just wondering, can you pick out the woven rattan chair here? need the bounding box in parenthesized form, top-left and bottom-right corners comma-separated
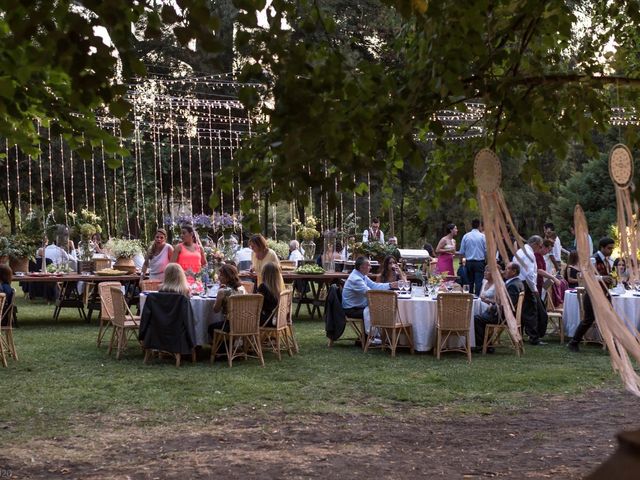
(94, 258, 112, 272)
(344, 316, 366, 349)
(241, 280, 255, 294)
(436, 292, 474, 361)
(483, 291, 525, 355)
(97, 282, 133, 347)
(108, 286, 141, 359)
(140, 279, 162, 292)
(211, 294, 265, 367)
(0, 292, 17, 367)
(364, 290, 414, 357)
(279, 260, 297, 269)
(261, 290, 294, 360)
(284, 288, 299, 354)
(545, 286, 565, 344)
(576, 287, 606, 349)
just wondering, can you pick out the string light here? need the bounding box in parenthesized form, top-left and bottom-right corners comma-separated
(47, 127, 54, 216)
(14, 145, 21, 229)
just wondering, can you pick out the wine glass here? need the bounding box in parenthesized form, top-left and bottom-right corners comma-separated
(445, 282, 453, 293)
(462, 285, 470, 294)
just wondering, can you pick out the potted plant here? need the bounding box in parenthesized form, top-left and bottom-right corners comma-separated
(266, 239, 290, 260)
(7, 233, 39, 272)
(104, 238, 143, 273)
(0, 237, 10, 264)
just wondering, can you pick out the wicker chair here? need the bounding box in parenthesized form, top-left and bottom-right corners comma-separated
(261, 290, 294, 360)
(97, 282, 134, 348)
(211, 294, 265, 367)
(279, 260, 297, 270)
(365, 290, 414, 357)
(344, 316, 367, 349)
(108, 286, 141, 359)
(0, 292, 17, 367)
(483, 291, 525, 355)
(241, 280, 255, 294)
(545, 286, 565, 344)
(140, 279, 162, 292)
(576, 287, 606, 349)
(436, 292, 474, 361)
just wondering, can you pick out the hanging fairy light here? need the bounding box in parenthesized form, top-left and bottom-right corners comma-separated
(27, 151, 33, 217)
(151, 106, 160, 226)
(37, 122, 46, 225)
(217, 132, 224, 212)
(5, 140, 10, 220)
(367, 172, 372, 227)
(118, 128, 131, 238)
(69, 146, 75, 214)
(59, 134, 69, 223)
(47, 127, 54, 216)
(132, 103, 142, 234)
(81, 134, 89, 208)
(187, 124, 194, 213)
(101, 141, 112, 237)
(14, 145, 22, 229)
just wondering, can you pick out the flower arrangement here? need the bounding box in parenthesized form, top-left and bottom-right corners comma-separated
(292, 215, 320, 241)
(69, 209, 102, 241)
(0, 234, 40, 260)
(352, 241, 400, 262)
(212, 212, 240, 232)
(104, 238, 144, 258)
(427, 272, 446, 287)
(267, 239, 290, 260)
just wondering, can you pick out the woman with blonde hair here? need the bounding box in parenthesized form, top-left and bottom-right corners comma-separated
(159, 263, 190, 297)
(141, 228, 174, 281)
(257, 262, 285, 327)
(249, 234, 280, 285)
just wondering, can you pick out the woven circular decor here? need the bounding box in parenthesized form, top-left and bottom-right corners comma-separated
(474, 148, 502, 193)
(609, 144, 634, 188)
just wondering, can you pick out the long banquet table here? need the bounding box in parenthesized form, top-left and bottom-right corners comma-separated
(16, 273, 142, 322)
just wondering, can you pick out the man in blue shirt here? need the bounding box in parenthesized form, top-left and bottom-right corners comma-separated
(342, 256, 398, 334)
(459, 219, 486, 295)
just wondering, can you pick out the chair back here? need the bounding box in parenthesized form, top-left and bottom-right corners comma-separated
(94, 258, 112, 272)
(140, 279, 162, 292)
(275, 290, 293, 329)
(367, 290, 399, 327)
(514, 291, 525, 329)
(98, 282, 122, 321)
(241, 280, 255, 294)
(279, 260, 296, 269)
(544, 286, 557, 310)
(0, 288, 15, 328)
(0, 293, 6, 326)
(437, 292, 474, 330)
(227, 294, 263, 335)
(110, 287, 129, 328)
(576, 287, 586, 321)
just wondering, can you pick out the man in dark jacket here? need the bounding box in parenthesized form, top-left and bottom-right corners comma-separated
(473, 262, 524, 353)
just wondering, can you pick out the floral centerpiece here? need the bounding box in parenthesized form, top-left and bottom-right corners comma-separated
(352, 241, 400, 263)
(293, 215, 321, 260)
(69, 209, 102, 241)
(104, 238, 144, 274)
(267, 239, 290, 260)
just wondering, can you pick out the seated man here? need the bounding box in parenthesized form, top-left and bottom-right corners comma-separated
(473, 262, 524, 353)
(342, 256, 398, 335)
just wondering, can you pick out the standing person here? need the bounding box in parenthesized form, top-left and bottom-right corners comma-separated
(543, 222, 562, 272)
(170, 225, 206, 275)
(567, 278, 613, 352)
(141, 228, 174, 281)
(567, 225, 593, 256)
(249, 234, 280, 286)
(593, 237, 615, 277)
(362, 218, 384, 243)
(459, 219, 486, 295)
(435, 223, 458, 276)
(513, 235, 548, 345)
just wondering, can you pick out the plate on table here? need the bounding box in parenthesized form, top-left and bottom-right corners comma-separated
(14, 272, 25, 277)
(610, 292, 621, 297)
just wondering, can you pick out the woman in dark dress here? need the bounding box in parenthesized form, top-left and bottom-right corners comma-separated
(257, 262, 283, 327)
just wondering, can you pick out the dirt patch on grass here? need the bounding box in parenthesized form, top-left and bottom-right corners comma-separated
(1, 389, 638, 479)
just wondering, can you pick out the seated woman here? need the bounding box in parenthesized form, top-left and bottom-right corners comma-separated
(159, 263, 190, 297)
(377, 255, 406, 284)
(249, 234, 280, 285)
(564, 250, 580, 287)
(257, 263, 284, 327)
(479, 266, 496, 306)
(141, 228, 174, 281)
(0, 264, 14, 326)
(171, 225, 206, 276)
(208, 264, 246, 335)
(613, 257, 630, 288)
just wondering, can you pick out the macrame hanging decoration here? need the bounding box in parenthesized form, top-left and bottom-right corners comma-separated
(474, 148, 525, 355)
(574, 204, 640, 397)
(609, 144, 639, 283)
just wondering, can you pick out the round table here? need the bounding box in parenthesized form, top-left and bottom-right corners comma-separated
(563, 290, 640, 337)
(140, 294, 222, 346)
(364, 292, 487, 352)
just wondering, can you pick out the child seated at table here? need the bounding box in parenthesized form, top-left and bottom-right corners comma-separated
(257, 263, 284, 327)
(208, 264, 246, 335)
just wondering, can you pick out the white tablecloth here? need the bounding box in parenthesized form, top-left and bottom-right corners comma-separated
(140, 294, 223, 346)
(563, 290, 640, 337)
(392, 294, 486, 352)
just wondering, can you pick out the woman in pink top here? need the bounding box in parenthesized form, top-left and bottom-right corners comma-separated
(171, 225, 206, 275)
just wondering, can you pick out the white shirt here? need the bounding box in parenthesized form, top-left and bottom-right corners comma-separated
(362, 228, 384, 243)
(234, 247, 253, 264)
(513, 244, 537, 292)
(44, 244, 69, 264)
(289, 249, 304, 265)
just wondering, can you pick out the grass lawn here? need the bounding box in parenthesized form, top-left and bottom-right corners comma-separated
(2, 285, 618, 442)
